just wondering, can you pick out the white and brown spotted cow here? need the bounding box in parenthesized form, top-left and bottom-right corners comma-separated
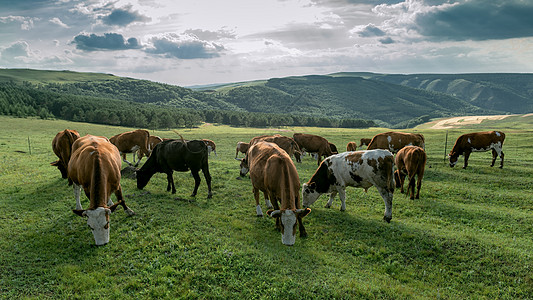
(68, 135, 135, 245)
(109, 129, 150, 167)
(51, 129, 80, 184)
(302, 149, 395, 222)
(367, 132, 425, 154)
(293, 133, 333, 165)
(449, 131, 505, 169)
(202, 139, 217, 156)
(239, 141, 311, 245)
(394, 146, 426, 200)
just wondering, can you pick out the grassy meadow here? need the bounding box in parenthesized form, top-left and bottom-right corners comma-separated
(1, 115, 532, 299)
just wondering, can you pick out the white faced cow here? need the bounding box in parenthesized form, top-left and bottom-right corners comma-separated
(367, 132, 425, 154)
(239, 141, 311, 245)
(449, 131, 505, 169)
(68, 135, 135, 245)
(302, 149, 395, 222)
(109, 129, 150, 167)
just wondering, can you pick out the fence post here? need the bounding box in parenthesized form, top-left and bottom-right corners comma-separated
(28, 136, 31, 155)
(443, 130, 448, 164)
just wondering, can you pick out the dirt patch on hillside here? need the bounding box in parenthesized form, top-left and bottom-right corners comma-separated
(430, 115, 513, 129)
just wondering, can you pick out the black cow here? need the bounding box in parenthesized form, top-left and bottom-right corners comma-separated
(136, 139, 213, 198)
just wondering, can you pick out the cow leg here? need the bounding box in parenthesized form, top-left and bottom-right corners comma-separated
(254, 188, 263, 217)
(415, 173, 422, 199)
(166, 172, 176, 194)
(337, 188, 347, 211)
(73, 184, 83, 210)
(297, 216, 307, 238)
(202, 165, 213, 199)
(110, 187, 135, 216)
(107, 198, 114, 207)
(499, 151, 504, 168)
(121, 153, 134, 167)
(264, 193, 273, 209)
(325, 191, 337, 208)
(490, 149, 497, 167)
(377, 187, 393, 223)
(190, 170, 201, 197)
(408, 175, 416, 200)
(463, 151, 471, 169)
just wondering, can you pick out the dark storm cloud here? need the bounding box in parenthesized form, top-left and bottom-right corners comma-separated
(101, 5, 151, 27)
(72, 33, 141, 51)
(145, 34, 224, 59)
(415, 0, 533, 41)
(356, 24, 386, 37)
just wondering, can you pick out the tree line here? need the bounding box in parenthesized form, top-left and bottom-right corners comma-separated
(0, 82, 376, 129)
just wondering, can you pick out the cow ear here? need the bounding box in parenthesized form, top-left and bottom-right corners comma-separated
(72, 209, 86, 217)
(267, 210, 281, 218)
(296, 208, 311, 218)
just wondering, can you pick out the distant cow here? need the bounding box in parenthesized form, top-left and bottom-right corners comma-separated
(136, 139, 213, 198)
(240, 141, 311, 245)
(359, 138, 372, 148)
(202, 139, 217, 156)
(329, 142, 338, 154)
(109, 129, 150, 167)
(293, 133, 333, 165)
(346, 141, 358, 152)
(51, 129, 80, 184)
(394, 146, 427, 200)
(137, 135, 163, 161)
(250, 134, 302, 163)
(449, 131, 505, 169)
(235, 142, 250, 158)
(68, 135, 135, 245)
(302, 149, 395, 222)
(367, 131, 425, 154)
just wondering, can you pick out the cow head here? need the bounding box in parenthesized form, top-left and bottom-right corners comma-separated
(135, 169, 151, 190)
(294, 150, 302, 163)
(73, 207, 111, 246)
(267, 208, 311, 246)
(238, 157, 249, 177)
(301, 182, 321, 208)
(448, 152, 459, 168)
(50, 160, 68, 179)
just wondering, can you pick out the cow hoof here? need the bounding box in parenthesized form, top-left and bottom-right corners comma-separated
(190, 193, 197, 197)
(383, 216, 392, 223)
(256, 214, 263, 217)
(207, 194, 213, 199)
(324, 204, 331, 209)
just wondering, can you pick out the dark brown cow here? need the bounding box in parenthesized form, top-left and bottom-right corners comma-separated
(109, 129, 150, 167)
(367, 131, 425, 154)
(239, 141, 311, 245)
(51, 129, 80, 184)
(68, 135, 135, 245)
(235, 142, 250, 158)
(346, 141, 358, 152)
(394, 146, 427, 200)
(202, 139, 217, 156)
(250, 134, 302, 163)
(359, 138, 372, 148)
(293, 133, 333, 165)
(329, 142, 338, 154)
(302, 149, 395, 222)
(449, 131, 505, 169)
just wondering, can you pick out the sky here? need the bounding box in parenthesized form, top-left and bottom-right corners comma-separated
(1, 0, 533, 86)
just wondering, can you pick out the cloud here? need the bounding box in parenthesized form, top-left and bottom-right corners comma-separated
(72, 33, 142, 51)
(413, 0, 533, 41)
(183, 28, 236, 41)
(0, 16, 36, 30)
(101, 5, 151, 27)
(49, 17, 69, 28)
(145, 33, 224, 59)
(0, 41, 31, 61)
(379, 37, 395, 44)
(353, 24, 386, 37)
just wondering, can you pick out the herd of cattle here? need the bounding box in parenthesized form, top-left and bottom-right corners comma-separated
(51, 128, 506, 246)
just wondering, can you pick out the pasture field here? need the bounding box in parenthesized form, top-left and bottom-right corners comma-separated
(1, 115, 532, 299)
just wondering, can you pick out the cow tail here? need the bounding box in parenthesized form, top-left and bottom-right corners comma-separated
(90, 151, 103, 209)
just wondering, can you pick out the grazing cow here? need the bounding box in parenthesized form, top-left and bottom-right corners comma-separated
(202, 139, 217, 156)
(293, 133, 334, 165)
(367, 131, 425, 154)
(51, 129, 80, 184)
(235, 142, 250, 158)
(137, 135, 163, 161)
(136, 139, 213, 198)
(346, 141, 358, 152)
(109, 129, 150, 167)
(449, 131, 505, 169)
(239, 141, 310, 245)
(329, 142, 338, 154)
(394, 146, 427, 200)
(302, 149, 395, 222)
(359, 138, 372, 148)
(68, 135, 135, 245)
(249, 134, 302, 163)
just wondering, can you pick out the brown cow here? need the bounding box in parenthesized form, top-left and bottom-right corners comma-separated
(359, 138, 372, 148)
(51, 129, 80, 184)
(250, 134, 302, 163)
(68, 135, 135, 245)
(346, 141, 358, 152)
(109, 129, 150, 167)
(394, 146, 427, 200)
(235, 142, 250, 158)
(293, 133, 333, 165)
(239, 141, 311, 245)
(449, 131, 505, 169)
(367, 131, 425, 154)
(137, 135, 163, 161)
(202, 139, 217, 156)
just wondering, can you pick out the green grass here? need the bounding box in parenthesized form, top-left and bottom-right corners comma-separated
(0, 68, 119, 85)
(1, 115, 532, 299)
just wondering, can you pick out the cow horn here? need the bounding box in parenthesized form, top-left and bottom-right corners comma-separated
(267, 209, 281, 217)
(72, 209, 87, 217)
